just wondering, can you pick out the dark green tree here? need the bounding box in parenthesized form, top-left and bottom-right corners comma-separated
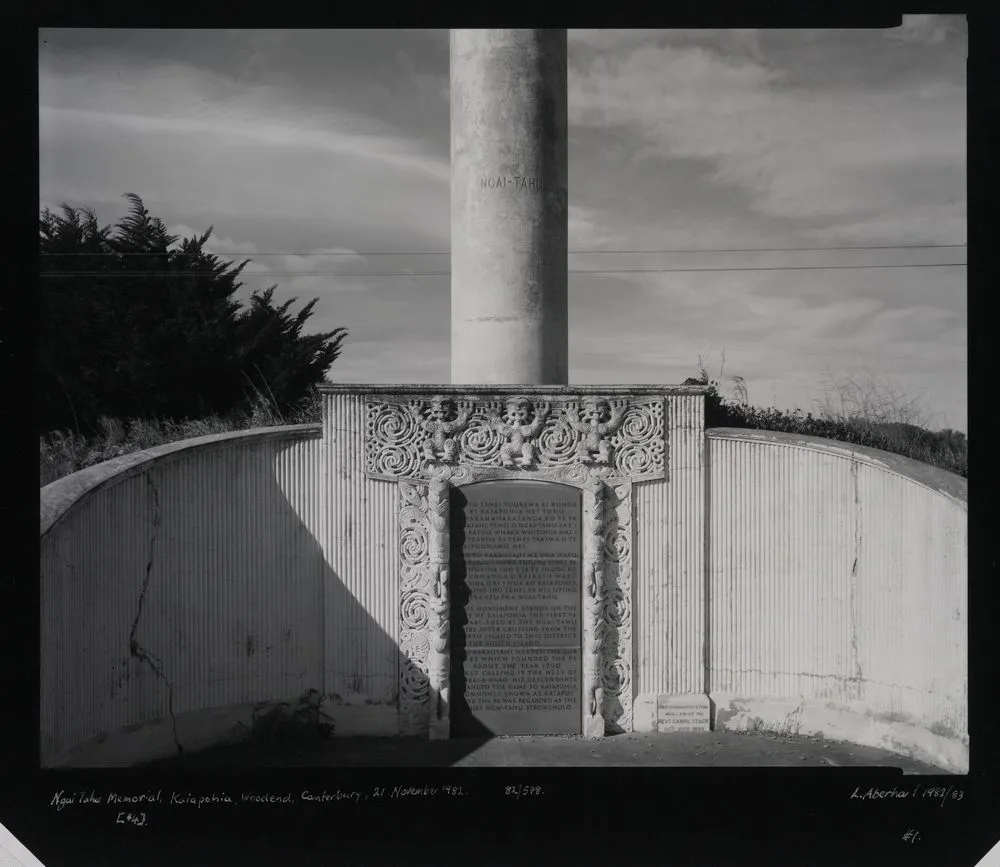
(39, 193, 347, 434)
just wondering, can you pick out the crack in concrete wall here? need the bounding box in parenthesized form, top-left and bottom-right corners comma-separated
(713, 667, 925, 692)
(850, 460, 864, 690)
(126, 472, 183, 755)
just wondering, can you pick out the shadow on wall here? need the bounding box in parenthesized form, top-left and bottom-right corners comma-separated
(448, 487, 492, 738)
(38, 428, 485, 768)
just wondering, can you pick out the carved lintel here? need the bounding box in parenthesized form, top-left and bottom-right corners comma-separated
(366, 395, 665, 483)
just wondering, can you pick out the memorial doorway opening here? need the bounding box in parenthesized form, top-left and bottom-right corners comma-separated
(449, 480, 582, 736)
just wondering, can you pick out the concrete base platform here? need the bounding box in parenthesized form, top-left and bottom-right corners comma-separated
(147, 731, 950, 773)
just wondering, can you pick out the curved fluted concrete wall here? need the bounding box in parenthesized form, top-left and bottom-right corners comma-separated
(39, 420, 968, 771)
(705, 428, 968, 772)
(39, 425, 326, 767)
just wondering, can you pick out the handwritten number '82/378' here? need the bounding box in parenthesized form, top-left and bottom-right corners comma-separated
(505, 786, 543, 798)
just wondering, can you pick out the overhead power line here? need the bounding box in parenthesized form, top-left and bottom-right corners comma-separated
(40, 262, 967, 277)
(40, 243, 968, 258)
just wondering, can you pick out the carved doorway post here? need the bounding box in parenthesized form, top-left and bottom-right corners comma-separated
(426, 478, 451, 739)
(379, 392, 654, 737)
(398, 479, 452, 738)
(582, 476, 606, 737)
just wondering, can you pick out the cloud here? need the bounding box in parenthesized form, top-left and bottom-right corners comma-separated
(39, 49, 450, 239)
(280, 273, 369, 295)
(38, 46, 450, 182)
(41, 104, 449, 183)
(567, 204, 624, 250)
(800, 203, 967, 246)
(326, 338, 449, 383)
(282, 247, 366, 273)
(884, 14, 966, 45)
(567, 27, 965, 234)
(167, 223, 259, 255)
(38, 28, 966, 431)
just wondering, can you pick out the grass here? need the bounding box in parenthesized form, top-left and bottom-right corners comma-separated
(39, 386, 323, 487)
(231, 689, 336, 750)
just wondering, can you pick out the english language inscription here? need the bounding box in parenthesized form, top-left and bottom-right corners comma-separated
(656, 698, 711, 733)
(464, 648, 580, 714)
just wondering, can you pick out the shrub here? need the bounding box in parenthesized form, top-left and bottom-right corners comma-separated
(232, 689, 335, 749)
(685, 364, 967, 478)
(39, 194, 346, 437)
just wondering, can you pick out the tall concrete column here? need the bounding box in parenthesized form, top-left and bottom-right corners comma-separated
(450, 29, 568, 385)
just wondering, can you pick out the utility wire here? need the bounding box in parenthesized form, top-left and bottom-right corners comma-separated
(40, 243, 968, 257)
(40, 262, 967, 278)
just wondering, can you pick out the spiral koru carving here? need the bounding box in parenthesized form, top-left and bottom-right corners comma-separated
(537, 416, 579, 466)
(613, 443, 659, 476)
(602, 586, 631, 629)
(615, 403, 661, 443)
(368, 401, 420, 445)
(400, 657, 430, 701)
(601, 655, 631, 697)
(367, 403, 423, 477)
(609, 402, 665, 477)
(604, 527, 631, 564)
(399, 525, 429, 566)
(374, 444, 421, 478)
(401, 589, 430, 630)
(458, 412, 504, 465)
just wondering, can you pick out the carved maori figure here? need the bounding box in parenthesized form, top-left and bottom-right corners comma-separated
(566, 399, 628, 464)
(408, 398, 473, 463)
(491, 398, 551, 468)
(425, 477, 449, 561)
(584, 565, 605, 720)
(427, 575, 450, 718)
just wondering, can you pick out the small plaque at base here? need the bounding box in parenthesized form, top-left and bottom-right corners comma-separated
(656, 694, 711, 732)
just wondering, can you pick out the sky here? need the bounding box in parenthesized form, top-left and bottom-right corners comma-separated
(38, 21, 968, 432)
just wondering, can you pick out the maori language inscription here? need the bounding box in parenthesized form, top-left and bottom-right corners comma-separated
(464, 561, 579, 646)
(452, 481, 582, 736)
(479, 175, 562, 192)
(462, 499, 579, 558)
